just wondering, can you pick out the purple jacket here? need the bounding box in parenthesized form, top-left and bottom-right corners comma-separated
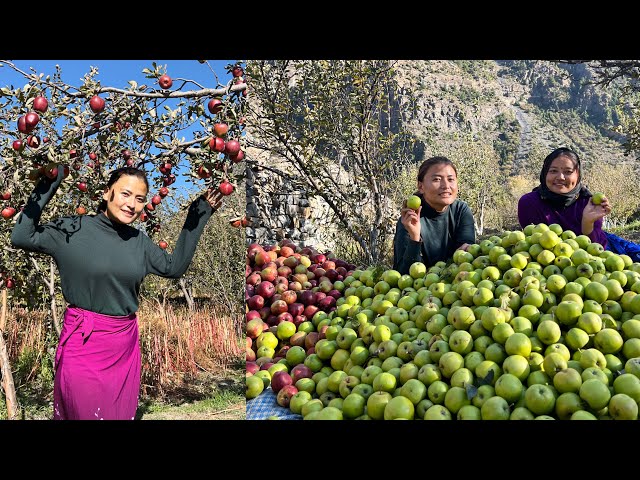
(518, 191, 607, 248)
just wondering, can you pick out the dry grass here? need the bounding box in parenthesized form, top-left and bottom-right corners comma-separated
(0, 300, 244, 419)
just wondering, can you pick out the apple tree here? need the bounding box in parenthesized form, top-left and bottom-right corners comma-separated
(246, 60, 418, 266)
(0, 60, 247, 331)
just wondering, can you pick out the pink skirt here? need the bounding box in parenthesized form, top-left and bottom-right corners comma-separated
(53, 306, 141, 420)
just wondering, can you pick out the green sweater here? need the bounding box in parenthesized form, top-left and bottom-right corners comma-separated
(11, 169, 213, 316)
(393, 198, 476, 274)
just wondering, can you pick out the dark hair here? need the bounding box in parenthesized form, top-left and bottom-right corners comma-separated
(97, 167, 149, 212)
(417, 156, 458, 182)
(540, 147, 581, 184)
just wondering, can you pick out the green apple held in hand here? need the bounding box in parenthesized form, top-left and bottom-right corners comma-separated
(406, 195, 421, 211)
(591, 192, 605, 205)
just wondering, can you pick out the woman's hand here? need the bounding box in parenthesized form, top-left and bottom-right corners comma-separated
(203, 187, 224, 212)
(582, 196, 612, 234)
(400, 200, 422, 242)
(457, 243, 470, 252)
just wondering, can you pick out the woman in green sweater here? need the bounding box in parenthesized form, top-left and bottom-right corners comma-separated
(393, 156, 476, 275)
(11, 166, 223, 420)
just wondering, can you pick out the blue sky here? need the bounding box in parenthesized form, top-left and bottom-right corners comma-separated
(1, 59, 240, 197)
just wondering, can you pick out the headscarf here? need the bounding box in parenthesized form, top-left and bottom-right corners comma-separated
(533, 147, 591, 209)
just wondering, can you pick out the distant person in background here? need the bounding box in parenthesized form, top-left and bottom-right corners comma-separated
(393, 156, 476, 275)
(517, 147, 640, 260)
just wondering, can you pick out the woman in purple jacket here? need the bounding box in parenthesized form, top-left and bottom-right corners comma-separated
(518, 147, 612, 246)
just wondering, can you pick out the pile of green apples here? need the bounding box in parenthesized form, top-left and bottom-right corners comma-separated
(246, 223, 640, 420)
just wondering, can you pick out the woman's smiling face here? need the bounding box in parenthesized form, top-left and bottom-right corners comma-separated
(545, 155, 579, 194)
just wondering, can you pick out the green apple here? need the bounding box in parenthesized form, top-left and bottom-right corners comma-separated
(288, 390, 313, 414)
(494, 373, 524, 403)
(383, 395, 415, 419)
(480, 395, 510, 420)
(510, 407, 535, 420)
(341, 392, 366, 419)
(579, 378, 611, 410)
(423, 404, 453, 420)
(552, 368, 582, 394)
(246, 375, 265, 399)
(400, 378, 428, 405)
(594, 328, 623, 354)
(502, 354, 531, 381)
(570, 410, 597, 420)
(372, 371, 397, 393)
(608, 393, 638, 420)
(399, 362, 420, 384)
(613, 373, 640, 402)
(457, 404, 482, 420)
(554, 391, 584, 420)
(427, 380, 449, 404)
(525, 384, 556, 415)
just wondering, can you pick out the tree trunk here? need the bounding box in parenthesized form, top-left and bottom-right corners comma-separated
(179, 278, 194, 310)
(0, 289, 20, 419)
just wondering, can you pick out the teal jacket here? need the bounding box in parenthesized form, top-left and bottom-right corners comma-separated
(393, 197, 476, 274)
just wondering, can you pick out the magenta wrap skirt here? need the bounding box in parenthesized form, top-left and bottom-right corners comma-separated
(53, 306, 141, 420)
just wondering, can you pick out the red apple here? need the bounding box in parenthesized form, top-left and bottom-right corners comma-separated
(159, 241, 168, 250)
(1, 192, 11, 201)
(89, 95, 105, 113)
(159, 187, 169, 197)
(209, 137, 225, 152)
(24, 112, 40, 130)
(276, 385, 298, 408)
(12, 139, 24, 151)
(213, 123, 228, 137)
(26, 135, 40, 148)
(17, 116, 30, 133)
(246, 318, 266, 339)
(219, 181, 234, 196)
(1, 207, 16, 219)
(291, 364, 313, 384)
(76, 206, 87, 215)
(77, 182, 88, 192)
(5, 278, 15, 289)
(247, 295, 265, 311)
(158, 74, 173, 89)
(246, 361, 260, 376)
(271, 371, 293, 394)
(33, 96, 49, 113)
(207, 98, 223, 114)
(255, 281, 275, 299)
(224, 139, 241, 156)
(151, 195, 162, 206)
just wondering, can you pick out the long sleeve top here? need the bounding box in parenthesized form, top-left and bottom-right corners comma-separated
(517, 190, 607, 248)
(393, 198, 476, 275)
(11, 168, 213, 316)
